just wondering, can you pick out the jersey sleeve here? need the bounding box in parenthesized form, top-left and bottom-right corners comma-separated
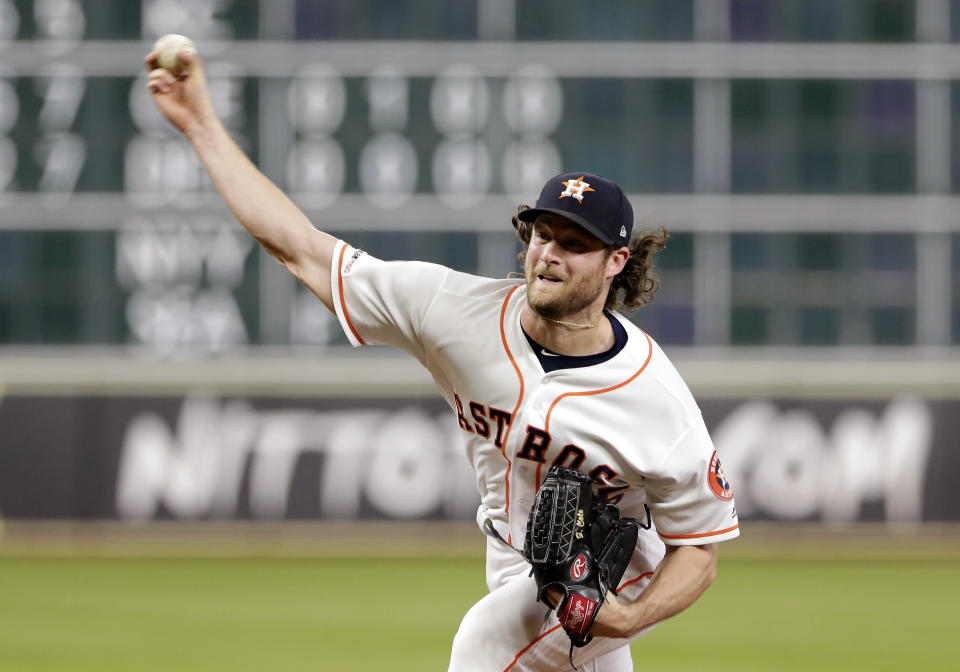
(644, 418, 740, 546)
(330, 240, 450, 362)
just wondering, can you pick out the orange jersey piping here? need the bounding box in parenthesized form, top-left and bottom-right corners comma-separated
(336, 244, 365, 346)
(543, 330, 654, 433)
(502, 624, 563, 672)
(498, 285, 525, 542)
(659, 524, 740, 540)
(618, 570, 655, 591)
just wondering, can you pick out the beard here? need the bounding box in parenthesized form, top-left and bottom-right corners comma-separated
(525, 263, 607, 321)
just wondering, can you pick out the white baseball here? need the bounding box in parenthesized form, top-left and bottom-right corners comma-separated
(153, 34, 196, 77)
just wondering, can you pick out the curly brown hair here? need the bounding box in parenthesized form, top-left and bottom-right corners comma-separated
(512, 206, 669, 312)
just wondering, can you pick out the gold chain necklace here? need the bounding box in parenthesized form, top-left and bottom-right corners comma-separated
(522, 285, 603, 329)
(539, 314, 601, 329)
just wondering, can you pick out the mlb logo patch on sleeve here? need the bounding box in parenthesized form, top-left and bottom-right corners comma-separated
(342, 249, 365, 275)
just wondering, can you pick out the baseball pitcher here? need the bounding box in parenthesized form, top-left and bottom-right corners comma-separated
(146, 41, 739, 672)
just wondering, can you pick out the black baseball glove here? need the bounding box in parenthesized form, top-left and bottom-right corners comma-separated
(522, 465, 639, 649)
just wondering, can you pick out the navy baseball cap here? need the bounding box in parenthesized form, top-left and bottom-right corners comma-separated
(516, 172, 633, 246)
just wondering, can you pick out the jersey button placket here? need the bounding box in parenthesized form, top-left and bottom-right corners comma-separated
(512, 381, 546, 522)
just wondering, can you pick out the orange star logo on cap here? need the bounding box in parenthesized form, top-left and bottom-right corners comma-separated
(559, 177, 595, 202)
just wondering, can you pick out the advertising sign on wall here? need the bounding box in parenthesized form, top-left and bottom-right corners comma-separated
(0, 394, 954, 523)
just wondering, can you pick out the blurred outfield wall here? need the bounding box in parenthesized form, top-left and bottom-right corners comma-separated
(0, 354, 957, 524)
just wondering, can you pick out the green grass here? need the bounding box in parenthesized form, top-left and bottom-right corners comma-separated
(0, 555, 956, 671)
(0, 557, 485, 671)
(639, 557, 959, 671)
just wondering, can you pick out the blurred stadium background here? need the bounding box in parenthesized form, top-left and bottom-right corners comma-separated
(0, 0, 959, 670)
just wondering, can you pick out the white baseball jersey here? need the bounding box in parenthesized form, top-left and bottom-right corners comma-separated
(330, 240, 740, 592)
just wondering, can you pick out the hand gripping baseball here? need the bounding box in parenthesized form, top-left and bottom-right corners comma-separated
(144, 35, 216, 136)
(523, 466, 640, 662)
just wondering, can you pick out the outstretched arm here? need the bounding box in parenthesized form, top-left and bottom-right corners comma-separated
(145, 42, 338, 311)
(590, 542, 718, 639)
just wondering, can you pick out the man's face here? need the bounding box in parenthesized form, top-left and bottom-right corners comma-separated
(523, 215, 612, 320)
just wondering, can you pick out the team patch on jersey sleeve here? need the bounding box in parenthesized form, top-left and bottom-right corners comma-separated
(708, 450, 733, 501)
